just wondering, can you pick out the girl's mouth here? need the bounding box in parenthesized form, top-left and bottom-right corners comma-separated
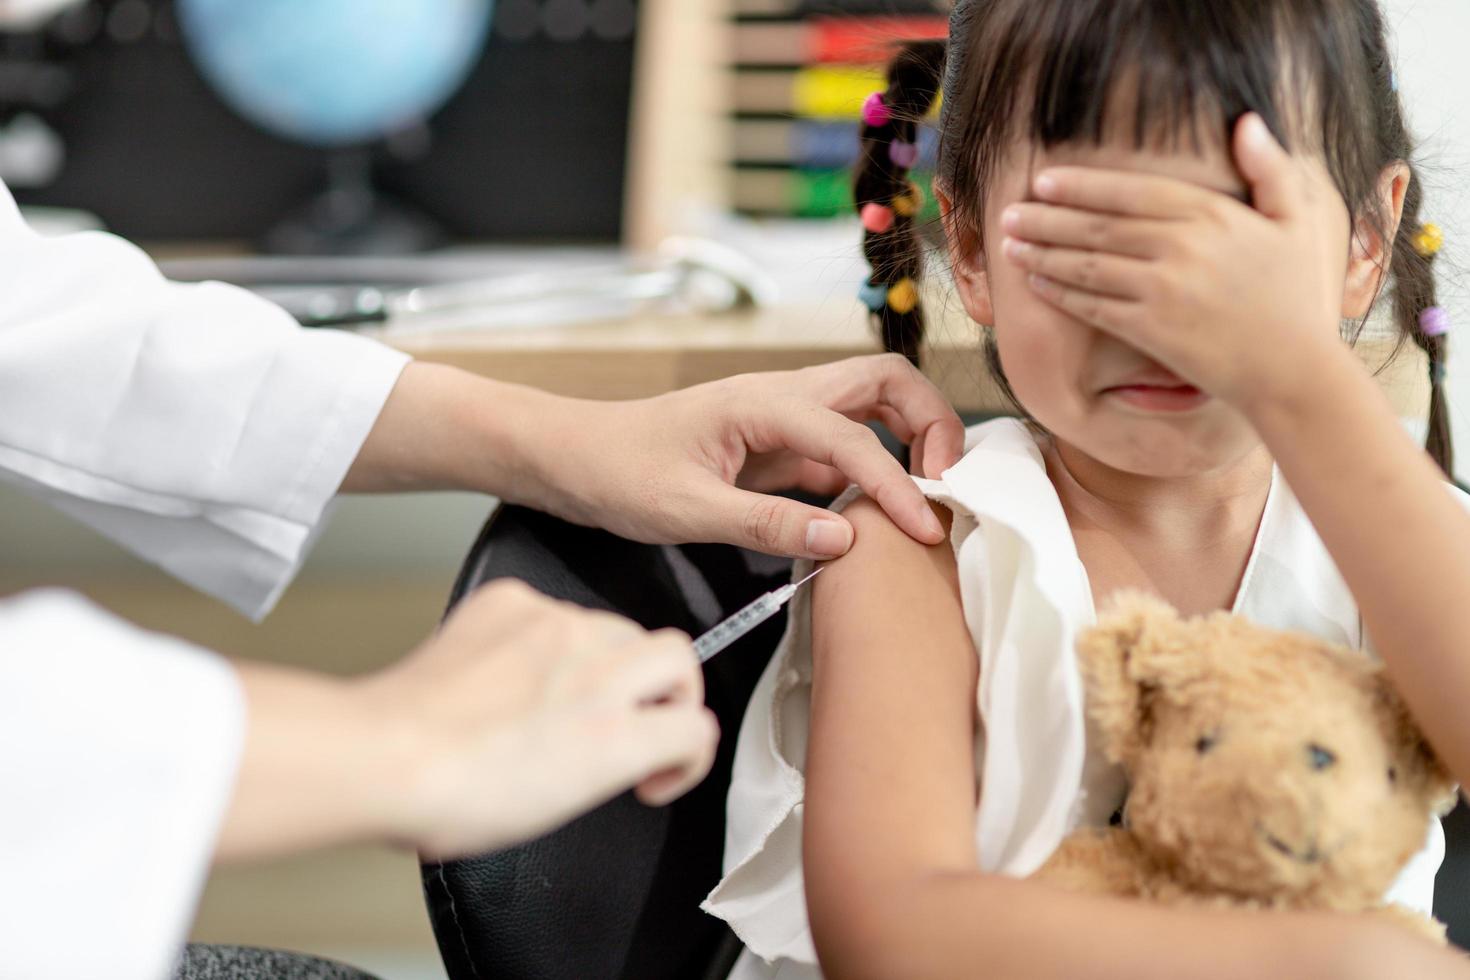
(1102, 384, 1210, 413)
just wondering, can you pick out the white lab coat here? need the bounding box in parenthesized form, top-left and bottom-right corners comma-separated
(706, 418, 1454, 980)
(0, 178, 410, 979)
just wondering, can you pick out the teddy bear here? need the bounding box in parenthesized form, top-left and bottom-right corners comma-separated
(1033, 592, 1457, 943)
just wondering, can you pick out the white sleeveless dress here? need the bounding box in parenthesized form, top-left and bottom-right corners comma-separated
(702, 418, 1450, 980)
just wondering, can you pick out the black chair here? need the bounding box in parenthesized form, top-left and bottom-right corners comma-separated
(421, 504, 794, 979)
(1437, 801, 1470, 949)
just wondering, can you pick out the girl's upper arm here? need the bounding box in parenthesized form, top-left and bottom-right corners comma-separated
(802, 494, 981, 969)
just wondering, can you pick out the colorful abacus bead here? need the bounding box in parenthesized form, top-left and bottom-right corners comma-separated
(860, 203, 896, 233)
(861, 91, 892, 127)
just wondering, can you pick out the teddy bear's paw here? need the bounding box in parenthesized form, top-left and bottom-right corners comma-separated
(1034, 829, 1147, 896)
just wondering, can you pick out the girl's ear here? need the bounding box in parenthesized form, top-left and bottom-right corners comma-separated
(936, 185, 995, 326)
(1342, 162, 1411, 319)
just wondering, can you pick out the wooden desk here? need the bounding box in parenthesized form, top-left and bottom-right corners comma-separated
(373, 298, 1431, 422)
(371, 296, 1004, 413)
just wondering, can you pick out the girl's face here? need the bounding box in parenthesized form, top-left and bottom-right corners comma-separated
(948, 132, 1350, 478)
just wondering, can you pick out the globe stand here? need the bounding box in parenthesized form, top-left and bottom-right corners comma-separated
(261, 149, 444, 255)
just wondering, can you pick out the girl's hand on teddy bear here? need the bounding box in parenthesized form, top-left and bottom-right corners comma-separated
(1001, 113, 1353, 415)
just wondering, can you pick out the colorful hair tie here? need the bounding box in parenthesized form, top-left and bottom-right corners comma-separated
(1413, 222, 1444, 258)
(861, 91, 892, 128)
(887, 277, 919, 314)
(858, 279, 888, 312)
(860, 202, 896, 233)
(1420, 305, 1451, 338)
(888, 140, 920, 168)
(892, 181, 925, 218)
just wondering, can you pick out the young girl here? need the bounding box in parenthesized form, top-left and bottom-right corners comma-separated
(703, 1, 1470, 977)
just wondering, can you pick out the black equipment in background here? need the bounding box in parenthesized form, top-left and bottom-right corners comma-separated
(0, 0, 639, 245)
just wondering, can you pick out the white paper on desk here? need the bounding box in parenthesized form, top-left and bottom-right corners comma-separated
(382, 293, 654, 334)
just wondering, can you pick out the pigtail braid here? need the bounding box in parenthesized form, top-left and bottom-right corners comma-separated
(855, 40, 947, 366)
(1359, 0, 1454, 477)
(1391, 171, 1452, 476)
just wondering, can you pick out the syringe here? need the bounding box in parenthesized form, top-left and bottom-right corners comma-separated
(693, 566, 825, 663)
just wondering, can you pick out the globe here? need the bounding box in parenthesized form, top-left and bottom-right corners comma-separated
(177, 0, 495, 148)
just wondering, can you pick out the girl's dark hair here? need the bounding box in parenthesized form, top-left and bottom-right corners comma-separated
(854, 0, 1451, 474)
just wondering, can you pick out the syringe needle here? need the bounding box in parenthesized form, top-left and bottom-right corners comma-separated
(792, 565, 825, 589)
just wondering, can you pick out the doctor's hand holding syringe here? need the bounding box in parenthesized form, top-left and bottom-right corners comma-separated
(221, 580, 719, 862)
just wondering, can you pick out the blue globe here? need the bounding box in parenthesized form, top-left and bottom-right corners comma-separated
(178, 0, 494, 148)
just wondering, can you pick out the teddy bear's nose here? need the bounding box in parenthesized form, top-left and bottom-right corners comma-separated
(1307, 744, 1336, 771)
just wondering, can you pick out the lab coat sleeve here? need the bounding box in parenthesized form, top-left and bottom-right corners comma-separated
(0, 180, 411, 621)
(0, 589, 246, 980)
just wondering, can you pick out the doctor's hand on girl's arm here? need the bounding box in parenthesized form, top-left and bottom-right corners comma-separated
(216, 579, 717, 863)
(343, 354, 964, 561)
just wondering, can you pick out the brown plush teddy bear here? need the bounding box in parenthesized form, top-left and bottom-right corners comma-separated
(1034, 592, 1457, 942)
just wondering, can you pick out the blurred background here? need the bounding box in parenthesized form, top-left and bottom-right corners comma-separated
(0, 0, 1466, 977)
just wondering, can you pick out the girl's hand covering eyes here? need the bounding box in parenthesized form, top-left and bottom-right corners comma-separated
(1001, 112, 1353, 412)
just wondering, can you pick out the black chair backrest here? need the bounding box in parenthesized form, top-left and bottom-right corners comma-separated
(421, 504, 791, 980)
(1437, 800, 1470, 949)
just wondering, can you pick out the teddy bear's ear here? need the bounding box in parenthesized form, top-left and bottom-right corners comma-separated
(1077, 591, 1190, 767)
(1368, 670, 1459, 817)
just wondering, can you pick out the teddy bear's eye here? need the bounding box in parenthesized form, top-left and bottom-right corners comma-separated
(1307, 744, 1336, 771)
(1195, 734, 1216, 755)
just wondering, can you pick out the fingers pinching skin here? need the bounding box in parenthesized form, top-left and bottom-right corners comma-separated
(919, 417, 964, 480)
(795, 355, 964, 482)
(873, 403, 917, 444)
(546, 356, 960, 556)
(750, 401, 944, 548)
(860, 355, 966, 478)
(707, 476, 856, 559)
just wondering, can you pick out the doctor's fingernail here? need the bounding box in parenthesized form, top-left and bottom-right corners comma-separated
(806, 519, 852, 558)
(1034, 173, 1058, 197)
(1002, 207, 1021, 231)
